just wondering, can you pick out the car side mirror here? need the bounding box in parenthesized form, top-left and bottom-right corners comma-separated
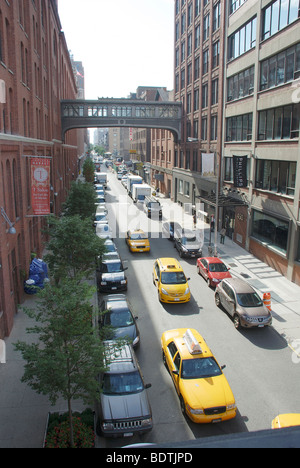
(172, 370, 179, 376)
(221, 365, 226, 370)
(145, 383, 152, 389)
(186, 277, 190, 281)
(123, 267, 128, 271)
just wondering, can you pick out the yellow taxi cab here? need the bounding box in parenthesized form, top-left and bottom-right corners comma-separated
(272, 414, 300, 429)
(161, 328, 237, 423)
(125, 229, 150, 253)
(153, 258, 190, 303)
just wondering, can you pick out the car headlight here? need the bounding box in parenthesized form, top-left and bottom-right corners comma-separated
(161, 288, 169, 295)
(184, 287, 190, 295)
(141, 417, 152, 427)
(226, 403, 236, 410)
(212, 278, 219, 282)
(101, 281, 107, 285)
(102, 422, 114, 431)
(120, 279, 127, 284)
(186, 404, 204, 415)
(132, 336, 140, 346)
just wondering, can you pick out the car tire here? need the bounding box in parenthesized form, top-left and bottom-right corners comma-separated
(180, 396, 186, 416)
(215, 292, 221, 307)
(233, 314, 241, 330)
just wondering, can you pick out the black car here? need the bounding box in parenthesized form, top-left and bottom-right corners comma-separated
(99, 294, 140, 348)
(97, 258, 128, 293)
(174, 228, 203, 258)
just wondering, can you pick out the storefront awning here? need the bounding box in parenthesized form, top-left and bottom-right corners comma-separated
(196, 193, 248, 208)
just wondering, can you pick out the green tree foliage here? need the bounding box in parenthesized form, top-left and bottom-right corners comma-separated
(14, 278, 106, 448)
(82, 157, 95, 183)
(44, 215, 105, 282)
(63, 180, 97, 220)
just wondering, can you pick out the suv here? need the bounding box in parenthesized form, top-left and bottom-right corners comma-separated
(144, 196, 162, 219)
(215, 277, 272, 329)
(99, 294, 140, 348)
(96, 257, 128, 293)
(153, 257, 190, 303)
(96, 341, 152, 437)
(174, 228, 202, 258)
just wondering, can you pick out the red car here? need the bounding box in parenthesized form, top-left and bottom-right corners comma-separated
(197, 257, 232, 287)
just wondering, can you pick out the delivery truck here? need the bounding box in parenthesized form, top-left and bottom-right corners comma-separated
(95, 172, 107, 188)
(127, 175, 143, 196)
(132, 184, 152, 203)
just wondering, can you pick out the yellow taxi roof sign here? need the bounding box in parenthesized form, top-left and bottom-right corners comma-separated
(183, 329, 203, 355)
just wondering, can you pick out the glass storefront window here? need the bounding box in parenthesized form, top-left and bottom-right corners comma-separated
(252, 210, 289, 254)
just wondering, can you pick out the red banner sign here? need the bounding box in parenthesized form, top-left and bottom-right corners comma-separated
(31, 158, 51, 215)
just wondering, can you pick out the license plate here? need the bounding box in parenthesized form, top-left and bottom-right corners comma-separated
(139, 249, 144, 252)
(212, 418, 222, 423)
(111, 287, 117, 290)
(174, 298, 180, 301)
(258, 324, 264, 328)
(124, 432, 133, 437)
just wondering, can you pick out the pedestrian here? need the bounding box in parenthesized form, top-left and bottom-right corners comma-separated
(210, 216, 215, 232)
(220, 227, 226, 244)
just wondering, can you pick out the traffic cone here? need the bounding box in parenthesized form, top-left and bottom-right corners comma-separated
(263, 292, 272, 311)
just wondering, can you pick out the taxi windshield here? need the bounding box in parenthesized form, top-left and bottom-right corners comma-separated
(161, 271, 187, 284)
(130, 232, 148, 240)
(181, 357, 222, 379)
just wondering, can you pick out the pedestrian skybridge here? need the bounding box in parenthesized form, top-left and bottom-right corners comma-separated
(61, 99, 182, 142)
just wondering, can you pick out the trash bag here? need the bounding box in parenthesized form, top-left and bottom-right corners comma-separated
(24, 258, 49, 294)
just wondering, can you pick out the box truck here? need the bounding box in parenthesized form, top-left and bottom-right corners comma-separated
(132, 184, 152, 203)
(95, 172, 107, 187)
(127, 175, 143, 195)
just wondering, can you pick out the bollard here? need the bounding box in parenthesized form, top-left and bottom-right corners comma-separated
(263, 292, 272, 311)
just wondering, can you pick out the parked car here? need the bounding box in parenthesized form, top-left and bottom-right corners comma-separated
(95, 341, 152, 437)
(96, 257, 128, 293)
(99, 294, 140, 348)
(93, 210, 108, 227)
(174, 228, 202, 258)
(103, 239, 117, 253)
(161, 328, 236, 423)
(215, 277, 272, 329)
(162, 221, 181, 241)
(96, 224, 113, 240)
(197, 257, 232, 287)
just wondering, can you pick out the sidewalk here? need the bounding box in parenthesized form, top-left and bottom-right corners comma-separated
(1, 191, 300, 448)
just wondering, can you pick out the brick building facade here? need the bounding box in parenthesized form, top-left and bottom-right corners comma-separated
(0, 0, 83, 338)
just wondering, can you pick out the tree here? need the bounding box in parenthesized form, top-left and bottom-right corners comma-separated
(82, 157, 95, 183)
(44, 215, 105, 282)
(14, 277, 107, 448)
(63, 180, 97, 220)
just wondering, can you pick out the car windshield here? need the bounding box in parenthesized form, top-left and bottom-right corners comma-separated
(181, 357, 222, 379)
(209, 263, 228, 272)
(105, 243, 116, 252)
(95, 214, 106, 221)
(101, 262, 122, 273)
(103, 309, 134, 328)
(236, 292, 263, 307)
(161, 271, 187, 284)
(182, 236, 197, 245)
(102, 371, 144, 395)
(130, 232, 148, 240)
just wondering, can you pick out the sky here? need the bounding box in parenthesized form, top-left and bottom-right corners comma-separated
(58, 0, 175, 99)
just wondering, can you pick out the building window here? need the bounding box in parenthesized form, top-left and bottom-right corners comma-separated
(203, 14, 210, 41)
(187, 63, 192, 85)
(181, 68, 185, 89)
(229, 0, 247, 15)
(226, 113, 253, 141)
(260, 43, 300, 90)
(194, 56, 200, 80)
(187, 33, 192, 57)
(202, 84, 208, 108)
(203, 48, 209, 74)
(181, 40, 186, 63)
(211, 78, 219, 105)
(262, 0, 300, 41)
(195, 0, 201, 17)
(258, 104, 300, 140)
(184, 181, 190, 196)
(224, 157, 233, 181)
(213, 2, 221, 31)
(211, 115, 218, 140)
(212, 40, 220, 69)
(195, 24, 200, 50)
(194, 88, 199, 111)
(201, 117, 207, 140)
(251, 209, 289, 254)
(228, 16, 257, 61)
(227, 66, 255, 101)
(255, 160, 296, 196)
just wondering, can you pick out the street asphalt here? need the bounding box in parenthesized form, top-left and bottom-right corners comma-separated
(1, 190, 300, 448)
